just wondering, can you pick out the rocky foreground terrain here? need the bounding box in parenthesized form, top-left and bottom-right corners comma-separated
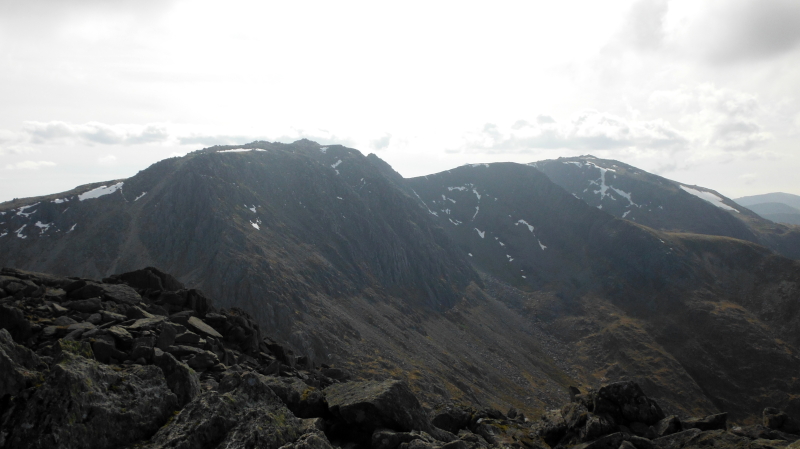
(3, 267, 800, 449)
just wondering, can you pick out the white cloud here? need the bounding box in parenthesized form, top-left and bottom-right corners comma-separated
(23, 121, 170, 146)
(97, 154, 118, 165)
(458, 110, 688, 153)
(5, 160, 56, 170)
(649, 84, 772, 152)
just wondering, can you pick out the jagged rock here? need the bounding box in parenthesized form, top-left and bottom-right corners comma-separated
(107, 325, 134, 347)
(650, 415, 682, 439)
(127, 316, 167, 331)
(0, 328, 47, 397)
(91, 335, 127, 363)
(186, 316, 223, 339)
(765, 408, 789, 430)
(159, 291, 185, 307)
(538, 409, 568, 447)
(115, 267, 184, 291)
(432, 403, 476, 434)
(186, 350, 219, 370)
(325, 379, 434, 434)
(53, 315, 78, 326)
(591, 381, 665, 426)
(1, 349, 178, 449)
(130, 336, 157, 362)
(264, 376, 328, 418)
(156, 322, 178, 349)
(64, 297, 102, 313)
(651, 428, 702, 449)
(0, 303, 32, 343)
(145, 371, 302, 449)
(682, 413, 727, 431)
(280, 431, 335, 449)
(730, 425, 800, 442)
(99, 310, 126, 324)
(152, 348, 200, 406)
(372, 428, 427, 449)
(101, 283, 142, 305)
(166, 344, 206, 358)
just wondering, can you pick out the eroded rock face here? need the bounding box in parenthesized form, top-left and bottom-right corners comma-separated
(3, 349, 178, 449)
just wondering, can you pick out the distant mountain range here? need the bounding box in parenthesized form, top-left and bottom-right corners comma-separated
(734, 193, 800, 226)
(2, 141, 800, 422)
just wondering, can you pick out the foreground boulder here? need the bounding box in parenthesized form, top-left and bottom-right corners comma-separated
(0, 329, 47, 398)
(143, 371, 304, 449)
(1, 344, 178, 449)
(326, 379, 436, 434)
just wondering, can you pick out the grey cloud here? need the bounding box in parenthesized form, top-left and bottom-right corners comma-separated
(621, 0, 668, 51)
(370, 134, 392, 150)
(702, 0, 800, 64)
(711, 120, 770, 151)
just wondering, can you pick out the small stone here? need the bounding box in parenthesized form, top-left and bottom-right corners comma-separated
(53, 315, 78, 326)
(65, 298, 102, 313)
(186, 316, 223, 339)
(86, 313, 103, 325)
(186, 351, 219, 370)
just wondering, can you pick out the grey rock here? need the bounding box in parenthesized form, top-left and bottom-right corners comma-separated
(264, 376, 328, 418)
(65, 297, 102, 313)
(650, 416, 682, 439)
(101, 283, 141, 305)
(682, 413, 727, 431)
(432, 403, 475, 434)
(99, 310, 127, 323)
(127, 316, 167, 332)
(651, 429, 703, 449)
(166, 345, 206, 358)
(156, 322, 177, 350)
(130, 336, 157, 362)
(144, 371, 302, 449)
(2, 349, 178, 449)
(0, 303, 32, 342)
(325, 379, 437, 435)
(92, 337, 127, 364)
(279, 431, 335, 449)
(0, 328, 47, 397)
(186, 350, 219, 370)
(152, 348, 200, 406)
(53, 315, 78, 326)
(186, 316, 223, 339)
(107, 326, 134, 346)
(591, 381, 665, 426)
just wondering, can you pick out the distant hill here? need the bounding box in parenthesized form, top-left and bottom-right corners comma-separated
(735, 192, 800, 209)
(733, 194, 800, 226)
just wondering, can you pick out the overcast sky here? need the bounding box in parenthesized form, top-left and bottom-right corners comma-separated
(1, 0, 799, 203)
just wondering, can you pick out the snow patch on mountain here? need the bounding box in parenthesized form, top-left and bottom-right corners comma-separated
(16, 204, 39, 217)
(516, 219, 534, 232)
(474, 228, 485, 238)
(78, 182, 124, 201)
(680, 185, 739, 213)
(134, 192, 147, 202)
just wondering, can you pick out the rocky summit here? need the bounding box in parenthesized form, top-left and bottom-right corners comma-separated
(2, 267, 800, 449)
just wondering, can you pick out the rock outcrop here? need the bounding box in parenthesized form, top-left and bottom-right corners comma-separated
(3, 266, 800, 449)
